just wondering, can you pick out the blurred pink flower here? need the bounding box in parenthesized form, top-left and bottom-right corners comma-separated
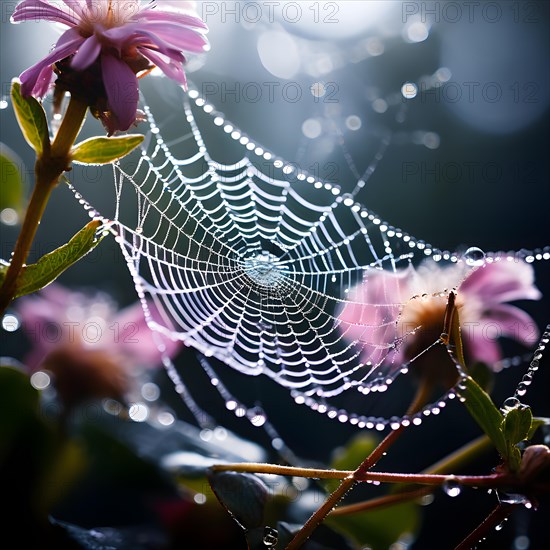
(12, 0, 208, 132)
(16, 284, 180, 371)
(339, 260, 541, 369)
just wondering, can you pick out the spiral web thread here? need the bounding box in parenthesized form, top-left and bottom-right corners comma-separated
(71, 88, 548, 433)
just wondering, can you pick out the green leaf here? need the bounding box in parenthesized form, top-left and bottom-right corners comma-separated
(0, 220, 103, 297)
(442, 292, 466, 369)
(71, 135, 144, 165)
(508, 445, 523, 473)
(459, 377, 508, 459)
(325, 434, 378, 493)
(0, 143, 25, 217)
(11, 80, 49, 155)
(208, 471, 268, 529)
(502, 406, 533, 446)
(327, 501, 420, 550)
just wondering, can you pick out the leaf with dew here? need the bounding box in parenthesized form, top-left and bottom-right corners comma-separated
(11, 80, 49, 156)
(0, 220, 103, 298)
(71, 135, 144, 165)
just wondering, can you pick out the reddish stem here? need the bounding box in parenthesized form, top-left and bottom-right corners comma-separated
(355, 471, 515, 488)
(455, 503, 517, 550)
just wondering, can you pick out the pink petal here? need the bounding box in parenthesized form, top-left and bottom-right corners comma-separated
(463, 326, 502, 365)
(462, 302, 539, 366)
(482, 304, 540, 346)
(101, 53, 139, 132)
(137, 9, 209, 31)
(114, 302, 181, 367)
(338, 269, 409, 366)
(32, 63, 55, 97)
(460, 261, 541, 305)
(12, 0, 78, 26)
(19, 31, 84, 96)
(139, 47, 187, 87)
(61, 0, 86, 17)
(71, 34, 101, 70)
(139, 21, 209, 52)
(102, 25, 181, 57)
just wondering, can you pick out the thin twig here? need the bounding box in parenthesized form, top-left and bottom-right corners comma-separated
(211, 462, 514, 489)
(211, 463, 352, 479)
(285, 380, 433, 550)
(454, 503, 517, 550)
(0, 96, 87, 314)
(329, 487, 431, 516)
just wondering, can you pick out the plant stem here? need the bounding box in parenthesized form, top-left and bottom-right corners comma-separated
(0, 169, 53, 313)
(330, 487, 431, 516)
(211, 463, 352, 479)
(454, 503, 517, 550)
(211, 461, 514, 488)
(331, 436, 493, 517)
(51, 97, 87, 158)
(0, 96, 87, 314)
(355, 471, 513, 488)
(286, 380, 433, 550)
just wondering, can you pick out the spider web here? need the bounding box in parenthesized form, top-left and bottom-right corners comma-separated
(72, 87, 543, 430)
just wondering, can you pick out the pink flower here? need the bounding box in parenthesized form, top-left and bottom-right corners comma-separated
(338, 260, 541, 371)
(16, 283, 180, 371)
(12, 0, 208, 132)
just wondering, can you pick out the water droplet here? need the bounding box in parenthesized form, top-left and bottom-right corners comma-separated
(338, 410, 348, 423)
(141, 382, 160, 402)
(129, 402, 149, 422)
(521, 374, 532, 386)
(225, 399, 237, 411)
(390, 417, 401, 430)
(420, 494, 434, 506)
(345, 115, 362, 131)
(502, 397, 520, 410)
(258, 320, 272, 332)
(516, 383, 528, 397)
(463, 247, 486, 266)
(401, 82, 418, 99)
(514, 535, 530, 550)
(263, 526, 278, 547)
(235, 405, 247, 417)
(30, 371, 51, 390)
(248, 407, 267, 427)
(0, 97, 9, 110)
(442, 478, 461, 497)
(0, 208, 19, 226)
(2, 313, 20, 332)
(194, 493, 207, 505)
(499, 492, 532, 507)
